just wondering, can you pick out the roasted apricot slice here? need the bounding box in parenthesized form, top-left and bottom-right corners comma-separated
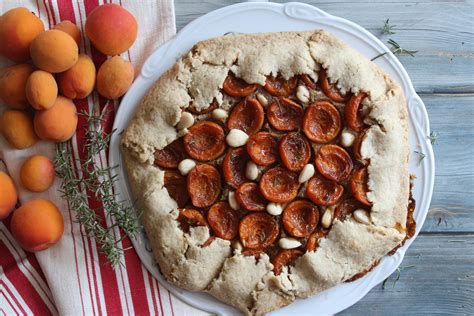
(319, 69, 348, 103)
(334, 198, 366, 221)
(306, 229, 328, 252)
(315, 144, 353, 182)
(187, 164, 221, 207)
(306, 174, 344, 206)
(184, 121, 226, 161)
(207, 201, 240, 240)
(346, 92, 368, 132)
(264, 75, 298, 97)
(164, 171, 189, 207)
(239, 212, 279, 249)
(282, 200, 319, 237)
(241, 248, 263, 258)
(260, 166, 299, 203)
(235, 182, 267, 211)
(154, 138, 186, 169)
(349, 167, 371, 206)
(223, 147, 250, 189)
(222, 72, 257, 97)
(188, 100, 218, 115)
(303, 101, 341, 143)
(246, 132, 279, 166)
(301, 74, 317, 90)
(177, 208, 207, 232)
(272, 249, 303, 275)
(279, 132, 311, 172)
(227, 97, 264, 135)
(267, 97, 303, 131)
(352, 128, 368, 164)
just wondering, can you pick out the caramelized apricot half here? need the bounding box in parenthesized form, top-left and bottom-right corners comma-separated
(177, 208, 207, 232)
(246, 132, 279, 166)
(227, 97, 264, 135)
(239, 212, 279, 249)
(222, 72, 257, 97)
(207, 201, 240, 240)
(267, 97, 303, 131)
(306, 174, 344, 206)
(264, 75, 298, 97)
(319, 69, 348, 103)
(260, 166, 299, 203)
(272, 249, 303, 275)
(223, 147, 250, 189)
(279, 132, 311, 172)
(164, 171, 189, 207)
(184, 121, 226, 161)
(315, 144, 353, 182)
(345, 92, 368, 132)
(349, 167, 371, 206)
(235, 182, 267, 211)
(306, 229, 328, 252)
(282, 200, 319, 238)
(187, 164, 221, 207)
(303, 101, 341, 143)
(154, 138, 186, 169)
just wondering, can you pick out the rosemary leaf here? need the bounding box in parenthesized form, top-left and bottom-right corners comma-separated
(381, 19, 396, 35)
(428, 131, 439, 145)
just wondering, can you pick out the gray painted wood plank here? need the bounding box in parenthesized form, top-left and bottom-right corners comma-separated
(340, 234, 474, 315)
(421, 94, 474, 232)
(174, 0, 474, 94)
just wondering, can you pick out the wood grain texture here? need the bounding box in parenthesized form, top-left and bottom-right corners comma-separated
(340, 234, 474, 315)
(172, 0, 474, 314)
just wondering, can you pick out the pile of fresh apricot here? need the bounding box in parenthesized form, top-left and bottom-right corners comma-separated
(0, 4, 138, 252)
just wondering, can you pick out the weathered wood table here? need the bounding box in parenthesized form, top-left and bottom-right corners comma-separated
(174, 0, 474, 314)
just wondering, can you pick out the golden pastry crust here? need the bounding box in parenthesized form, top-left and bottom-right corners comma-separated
(121, 30, 409, 315)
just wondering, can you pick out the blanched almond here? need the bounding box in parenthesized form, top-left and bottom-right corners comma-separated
(266, 202, 283, 216)
(212, 108, 228, 121)
(298, 164, 315, 183)
(226, 129, 249, 147)
(177, 112, 194, 130)
(228, 191, 239, 210)
(296, 85, 310, 104)
(178, 159, 196, 176)
(353, 209, 371, 225)
(278, 237, 301, 249)
(321, 206, 334, 228)
(256, 93, 268, 107)
(245, 161, 258, 180)
(341, 128, 356, 147)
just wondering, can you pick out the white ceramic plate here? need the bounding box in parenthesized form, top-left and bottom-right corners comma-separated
(109, 2, 435, 315)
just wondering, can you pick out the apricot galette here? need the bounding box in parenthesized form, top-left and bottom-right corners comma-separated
(121, 30, 415, 315)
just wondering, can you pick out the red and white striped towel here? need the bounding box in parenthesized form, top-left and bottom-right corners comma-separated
(0, 1, 208, 315)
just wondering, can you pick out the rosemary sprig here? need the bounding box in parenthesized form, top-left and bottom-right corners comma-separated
(371, 39, 418, 61)
(414, 150, 426, 164)
(428, 131, 439, 145)
(381, 19, 396, 35)
(382, 265, 416, 289)
(55, 104, 140, 268)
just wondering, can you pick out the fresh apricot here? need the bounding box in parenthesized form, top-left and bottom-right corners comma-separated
(0, 7, 45, 62)
(85, 4, 137, 55)
(96, 56, 134, 99)
(58, 54, 96, 99)
(20, 155, 55, 192)
(30, 30, 79, 73)
(0, 110, 38, 149)
(0, 172, 18, 220)
(34, 96, 78, 142)
(0, 64, 34, 110)
(25, 70, 58, 110)
(53, 20, 81, 47)
(11, 199, 64, 252)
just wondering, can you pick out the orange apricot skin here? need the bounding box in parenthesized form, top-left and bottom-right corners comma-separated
(34, 96, 78, 142)
(11, 199, 64, 252)
(85, 4, 138, 56)
(53, 20, 81, 47)
(20, 155, 55, 193)
(0, 172, 18, 220)
(0, 110, 39, 149)
(0, 7, 45, 62)
(30, 30, 79, 73)
(26, 70, 58, 110)
(96, 56, 134, 99)
(0, 64, 35, 110)
(58, 54, 96, 99)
